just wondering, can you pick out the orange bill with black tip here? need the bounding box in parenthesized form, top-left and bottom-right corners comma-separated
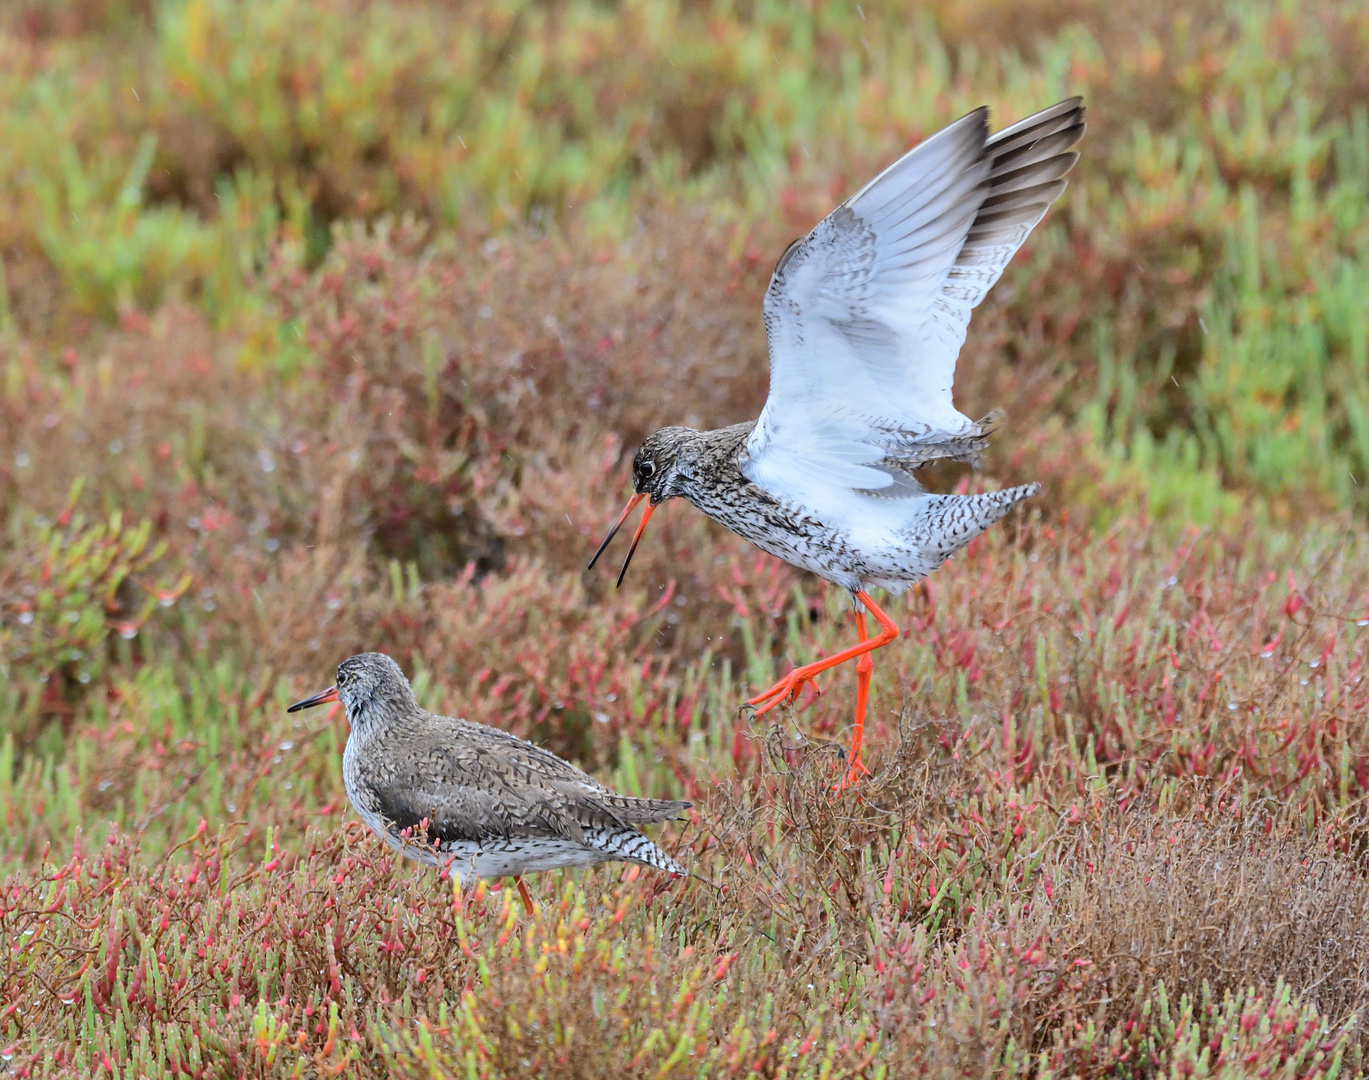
(587, 492, 645, 572)
(615, 499, 656, 588)
(287, 685, 339, 713)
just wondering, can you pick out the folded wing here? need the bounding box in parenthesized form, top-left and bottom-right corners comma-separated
(743, 98, 1085, 507)
(372, 721, 688, 848)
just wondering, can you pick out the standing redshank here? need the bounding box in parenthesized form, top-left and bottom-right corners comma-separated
(590, 99, 1085, 785)
(288, 653, 689, 912)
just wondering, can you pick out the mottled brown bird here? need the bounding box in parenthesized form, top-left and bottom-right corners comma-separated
(289, 652, 689, 913)
(591, 99, 1085, 785)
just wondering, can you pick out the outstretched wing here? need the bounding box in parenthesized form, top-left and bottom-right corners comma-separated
(743, 98, 1085, 505)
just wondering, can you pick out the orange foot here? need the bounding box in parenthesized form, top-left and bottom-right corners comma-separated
(746, 668, 822, 715)
(833, 751, 872, 792)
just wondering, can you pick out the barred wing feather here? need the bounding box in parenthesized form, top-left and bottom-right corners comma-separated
(743, 99, 1085, 507)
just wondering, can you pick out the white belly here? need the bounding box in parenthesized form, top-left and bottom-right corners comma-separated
(345, 787, 611, 886)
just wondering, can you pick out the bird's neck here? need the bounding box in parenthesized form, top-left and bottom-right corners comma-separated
(673, 422, 754, 503)
(344, 700, 379, 740)
(345, 695, 413, 740)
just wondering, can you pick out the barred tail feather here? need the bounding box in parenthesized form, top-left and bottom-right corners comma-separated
(587, 827, 688, 877)
(953, 483, 1041, 540)
(908, 482, 1040, 561)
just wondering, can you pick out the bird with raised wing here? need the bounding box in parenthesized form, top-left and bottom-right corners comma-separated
(590, 99, 1085, 786)
(289, 652, 690, 913)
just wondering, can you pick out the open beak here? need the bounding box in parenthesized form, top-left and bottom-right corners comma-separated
(287, 685, 339, 713)
(587, 492, 656, 588)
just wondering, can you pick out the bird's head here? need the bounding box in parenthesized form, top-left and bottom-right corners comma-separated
(631, 426, 695, 502)
(287, 652, 416, 729)
(588, 426, 696, 587)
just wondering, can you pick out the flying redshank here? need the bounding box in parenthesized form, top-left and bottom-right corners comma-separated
(590, 99, 1085, 785)
(288, 652, 690, 912)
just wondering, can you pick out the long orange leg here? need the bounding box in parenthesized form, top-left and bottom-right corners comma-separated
(514, 875, 534, 915)
(843, 607, 875, 788)
(747, 591, 899, 779)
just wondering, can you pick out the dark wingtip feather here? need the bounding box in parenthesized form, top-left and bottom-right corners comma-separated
(987, 98, 1086, 153)
(609, 796, 693, 824)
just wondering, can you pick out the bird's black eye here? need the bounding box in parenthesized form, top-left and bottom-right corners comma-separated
(639, 459, 657, 480)
(336, 670, 348, 687)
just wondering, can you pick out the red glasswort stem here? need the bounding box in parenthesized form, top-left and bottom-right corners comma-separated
(515, 875, 534, 915)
